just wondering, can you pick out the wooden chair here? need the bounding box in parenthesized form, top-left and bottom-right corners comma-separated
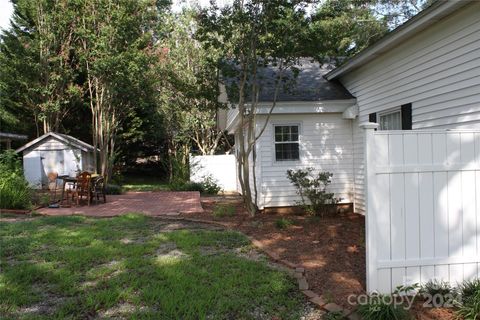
(71, 172, 92, 206)
(91, 176, 106, 204)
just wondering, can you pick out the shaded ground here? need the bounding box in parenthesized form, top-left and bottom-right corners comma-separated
(37, 191, 203, 216)
(0, 214, 324, 319)
(184, 195, 458, 319)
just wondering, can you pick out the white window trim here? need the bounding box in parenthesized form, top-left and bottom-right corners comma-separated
(272, 122, 302, 163)
(378, 107, 402, 130)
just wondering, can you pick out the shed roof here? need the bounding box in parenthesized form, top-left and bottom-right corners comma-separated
(16, 132, 97, 153)
(0, 132, 28, 141)
(222, 58, 354, 103)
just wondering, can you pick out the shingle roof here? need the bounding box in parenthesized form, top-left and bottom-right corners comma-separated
(222, 58, 354, 103)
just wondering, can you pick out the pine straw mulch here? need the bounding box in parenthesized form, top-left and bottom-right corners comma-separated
(182, 194, 457, 319)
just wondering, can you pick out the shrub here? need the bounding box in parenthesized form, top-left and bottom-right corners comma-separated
(201, 175, 222, 195)
(456, 289, 480, 320)
(422, 279, 455, 297)
(356, 294, 410, 320)
(459, 279, 480, 302)
(171, 181, 205, 193)
(169, 175, 222, 195)
(212, 204, 236, 217)
(275, 218, 292, 229)
(105, 184, 123, 195)
(0, 150, 32, 210)
(323, 311, 345, 320)
(286, 168, 340, 217)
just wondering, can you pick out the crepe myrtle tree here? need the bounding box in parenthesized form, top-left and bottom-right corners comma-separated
(198, 0, 311, 216)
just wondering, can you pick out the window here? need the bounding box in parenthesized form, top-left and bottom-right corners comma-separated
(274, 125, 299, 161)
(371, 103, 412, 130)
(379, 109, 402, 130)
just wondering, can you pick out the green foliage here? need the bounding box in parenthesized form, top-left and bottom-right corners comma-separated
(170, 181, 205, 193)
(456, 289, 480, 320)
(0, 150, 32, 210)
(0, 215, 305, 318)
(356, 294, 411, 320)
(422, 279, 455, 297)
(309, 0, 388, 63)
(286, 168, 340, 217)
(105, 184, 123, 195)
(200, 175, 222, 195)
(323, 311, 346, 320)
(212, 204, 236, 218)
(459, 279, 480, 302)
(275, 218, 293, 229)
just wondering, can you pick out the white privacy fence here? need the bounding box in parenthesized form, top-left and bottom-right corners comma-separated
(363, 123, 480, 293)
(190, 154, 237, 192)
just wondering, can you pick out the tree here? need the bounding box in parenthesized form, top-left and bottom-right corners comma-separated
(0, 0, 81, 136)
(308, 0, 388, 63)
(155, 10, 227, 182)
(198, 0, 310, 215)
(75, 0, 159, 180)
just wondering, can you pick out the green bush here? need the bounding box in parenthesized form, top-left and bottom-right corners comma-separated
(169, 175, 222, 195)
(275, 218, 293, 229)
(286, 168, 340, 217)
(422, 279, 455, 297)
(356, 294, 410, 320)
(0, 150, 32, 210)
(212, 204, 236, 217)
(456, 279, 480, 319)
(105, 184, 123, 195)
(460, 279, 480, 301)
(201, 175, 222, 195)
(323, 311, 345, 320)
(170, 181, 205, 193)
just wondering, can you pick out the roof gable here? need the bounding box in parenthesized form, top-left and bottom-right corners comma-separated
(16, 132, 96, 153)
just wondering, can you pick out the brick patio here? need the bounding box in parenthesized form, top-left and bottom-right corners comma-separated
(37, 191, 203, 217)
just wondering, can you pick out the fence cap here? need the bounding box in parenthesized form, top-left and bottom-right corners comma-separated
(359, 122, 380, 130)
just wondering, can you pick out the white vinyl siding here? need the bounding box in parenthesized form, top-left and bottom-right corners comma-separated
(254, 113, 354, 209)
(340, 2, 480, 214)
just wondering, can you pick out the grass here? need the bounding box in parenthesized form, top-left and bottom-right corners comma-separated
(0, 214, 304, 319)
(121, 175, 170, 192)
(212, 204, 236, 217)
(275, 218, 293, 229)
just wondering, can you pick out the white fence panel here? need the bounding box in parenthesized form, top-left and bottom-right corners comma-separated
(190, 154, 237, 192)
(363, 123, 480, 293)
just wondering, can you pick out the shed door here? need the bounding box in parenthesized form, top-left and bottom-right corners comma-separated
(40, 150, 65, 184)
(24, 156, 42, 188)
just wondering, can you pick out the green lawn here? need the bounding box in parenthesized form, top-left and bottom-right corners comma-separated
(0, 215, 304, 319)
(121, 175, 170, 192)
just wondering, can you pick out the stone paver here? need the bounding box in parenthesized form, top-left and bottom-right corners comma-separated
(37, 191, 203, 217)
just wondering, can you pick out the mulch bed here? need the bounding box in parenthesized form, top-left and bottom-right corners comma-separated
(182, 194, 458, 319)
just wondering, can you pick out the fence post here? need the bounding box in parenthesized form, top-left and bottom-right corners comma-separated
(360, 122, 380, 293)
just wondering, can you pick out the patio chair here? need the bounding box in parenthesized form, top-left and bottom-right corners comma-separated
(71, 171, 92, 206)
(91, 176, 107, 204)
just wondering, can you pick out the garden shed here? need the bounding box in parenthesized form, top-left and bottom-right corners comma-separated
(16, 132, 97, 188)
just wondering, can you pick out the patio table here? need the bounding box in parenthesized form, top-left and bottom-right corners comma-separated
(59, 175, 77, 206)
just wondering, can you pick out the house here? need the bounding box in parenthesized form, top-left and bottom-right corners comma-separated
(223, 0, 480, 212)
(16, 132, 97, 188)
(222, 0, 480, 293)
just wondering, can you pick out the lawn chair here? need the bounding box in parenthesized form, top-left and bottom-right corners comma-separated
(71, 171, 92, 206)
(91, 176, 107, 204)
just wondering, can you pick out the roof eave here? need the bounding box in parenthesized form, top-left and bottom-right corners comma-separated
(325, 0, 471, 80)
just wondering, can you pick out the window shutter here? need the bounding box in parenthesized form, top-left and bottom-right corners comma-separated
(401, 103, 412, 130)
(369, 112, 377, 123)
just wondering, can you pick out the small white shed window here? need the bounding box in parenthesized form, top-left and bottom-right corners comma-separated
(379, 109, 402, 130)
(274, 125, 299, 161)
